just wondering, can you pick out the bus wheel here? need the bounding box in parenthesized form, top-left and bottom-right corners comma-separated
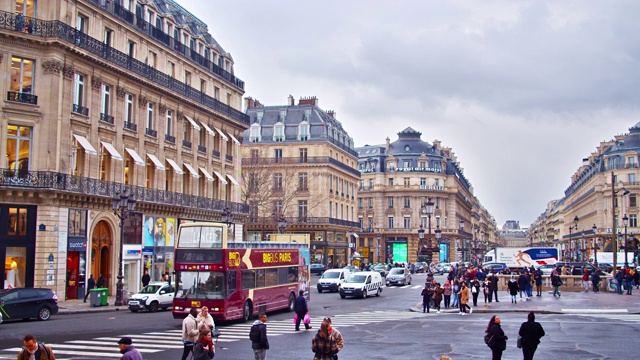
(288, 293, 296, 311)
(243, 301, 253, 322)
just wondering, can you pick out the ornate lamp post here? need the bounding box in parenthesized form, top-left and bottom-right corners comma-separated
(592, 224, 599, 267)
(435, 225, 442, 262)
(377, 233, 382, 263)
(112, 190, 136, 307)
(278, 215, 287, 234)
(417, 225, 425, 260)
(222, 208, 234, 243)
(568, 215, 579, 262)
(421, 198, 435, 264)
(623, 214, 629, 269)
(458, 219, 465, 262)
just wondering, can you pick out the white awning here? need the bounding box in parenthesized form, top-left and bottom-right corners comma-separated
(226, 174, 240, 186)
(125, 148, 145, 165)
(165, 158, 184, 174)
(214, 127, 229, 141)
(100, 141, 123, 161)
(228, 133, 241, 145)
(146, 154, 166, 170)
(73, 134, 97, 155)
(200, 122, 215, 136)
(198, 167, 214, 181)
(212, 170, 228, 184)
(184, 163, 200, 178)
(184, 115, 201, 131)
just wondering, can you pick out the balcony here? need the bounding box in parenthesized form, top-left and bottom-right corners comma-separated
(100, 113, 114, 124)
(182, 140, 192, 149)
(198, 145, 207, 153)
(225, 154, 233, 162)
(72, 104, 89, 116)
(7, 91, 37, 104)
(0, 169, 249, 214)
(124, 121, 137, 132)
(165, 134, 176, 143)
(243, 156, 361, 177)
(0, 10, 249, 126)
(212, 150, 220, 158)
(145, 128, 157, 137)
(245, 216, 359, 228)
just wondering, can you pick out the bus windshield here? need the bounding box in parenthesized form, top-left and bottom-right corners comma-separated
(177, 271, 225, 299)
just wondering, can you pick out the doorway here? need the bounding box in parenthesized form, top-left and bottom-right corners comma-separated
(91, 220, 112, 291)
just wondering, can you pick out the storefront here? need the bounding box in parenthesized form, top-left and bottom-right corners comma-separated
(66, 209, 88, 300)
(385, 237, 408, 264)
(1, 204, 36, 289)
(142, 215, 176, 282)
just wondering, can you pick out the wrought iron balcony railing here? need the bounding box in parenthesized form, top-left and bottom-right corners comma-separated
(0, 10, 249, 126)
(198, 145, 207, 153)
(247, 216, 359, 228)
(124, 121, 137, 132)
(225, 154, 233, 162)
(146, 128, 158, 137)
(7, 91, 37, 104)
(0, 169, 249, 214)
(165, 134, 176, 143)
(244, 156, 361, 177)
(72, 103, 89, 116)
(100, 113, 114, 124)
(182, 140, 192, 149)
(212, 150, 220, 158)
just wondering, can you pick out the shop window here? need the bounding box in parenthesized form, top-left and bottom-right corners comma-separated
(5, 247, 27, 288)
(6, 125, 32, 177)
(16, 0, 36, 17)
(68, 209, 87, 237)
(10, 57, 34, 95)
(7, 207, 28, 236)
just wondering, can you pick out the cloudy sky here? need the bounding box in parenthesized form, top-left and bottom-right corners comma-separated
(182, 0, 640, 227)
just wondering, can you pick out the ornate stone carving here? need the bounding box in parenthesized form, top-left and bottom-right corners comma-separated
(138, 95, 148, 106)
(0, 54, 3, 64)
(116, 85, 126, 100)
(159, 103, 167, 114)
(63, 65, 74, 80)
(91, 76, 102, 91)
(41, 60, 63, 75)
(177, 111, 184, 119)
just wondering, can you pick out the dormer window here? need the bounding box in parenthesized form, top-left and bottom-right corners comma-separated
(405, 145, 410, 152)
(273, 122, 285, 142)
(279, 110, 286, 122)
(256, 110, 264, 123)
(298, 121, 310, 141)
(304, 109, 311, 121)
(250, 123, 261, 143)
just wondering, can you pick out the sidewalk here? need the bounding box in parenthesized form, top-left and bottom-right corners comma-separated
(57, 296, 128, 315)
(410, 289, 640, 315)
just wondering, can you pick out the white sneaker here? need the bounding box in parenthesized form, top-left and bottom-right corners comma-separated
(458, 312, 462, 315)
(437, 310, 440, 314)
(469, 307, 473, 314)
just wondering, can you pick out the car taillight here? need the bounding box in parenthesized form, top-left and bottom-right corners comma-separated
(52, 294, 58, 303)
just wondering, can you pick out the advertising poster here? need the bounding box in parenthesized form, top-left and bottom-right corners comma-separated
(143, 215, 176, 280)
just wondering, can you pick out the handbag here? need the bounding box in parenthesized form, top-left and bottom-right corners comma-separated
(211, 329, 221, 338)
(303, 313, 311, 325)
(293, 313, 298, 324)
(516, 335, 522, 349)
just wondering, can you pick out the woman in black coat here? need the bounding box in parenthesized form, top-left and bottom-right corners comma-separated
(486, 315, 508, 360)
(518, 311, 545, 360)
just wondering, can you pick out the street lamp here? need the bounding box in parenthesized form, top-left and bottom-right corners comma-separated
(623, 214, 629, 269)
(435, 225, 442, 262)
(458, 219, 465, 262)
(112, 190, 136, 307)
(377, 233, 382, 263)
(568, 216, 579, 262)
(421, 198, 435, 264)
(278, 215, 287, 234)
(592, 224, 599, 267)
(417, 225, 425, 260)
(222, 208, 234, 243)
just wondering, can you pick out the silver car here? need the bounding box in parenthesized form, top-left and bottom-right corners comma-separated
(385, 268, 412, 286)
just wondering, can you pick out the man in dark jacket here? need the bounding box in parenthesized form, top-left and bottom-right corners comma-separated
(96, 274, 107, 288)
(518, 311, 545, 360)
(141, 269, 151, 288)
(421, 284, 434, 313)
(250, 313, 269, 360)
(591, 269, 601, 293)
(489, 272, 500, 302)
(83, 274, 96, 302)
(294, 289, 312, 331)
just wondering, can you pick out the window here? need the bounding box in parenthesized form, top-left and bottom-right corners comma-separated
(404, 217, 411, 229)
(630, 214, 638, 228)
(166, 110, 173, 136)
(435, 179, 440, 187)
(182, 121, 191, 143)
(68, 209, 87, 237)
(6, 125, 32, 176)
(199, 125, 206, 149)
(16, 0, 36, 17)
(10, 57, 34, 94)
(184, 71, 191, 86)
(274, 122, 285, 141)
(200, 79, 206, 94)
(629, 156, 636, 168)
(298, 122, 310, 141)
(274, 200, 283, 215)
(403, 160, 411, 168)
(388, 178, 394, 187)
(435, 198, 441, 209)
(7, 207, 28, 236)
(388, 216, 394, 229)
(629, 173, 636, 183)
(76, 14, 87, 32)
(274, 149, 282, 163)
(298, 172, 308, 191)
(274, 173, 283, 191)
(146, 102, 154, 130)
(104, 28, 113, 46)
(74, 73, 85, 107)
(299, 148, 307, 163)
(404, 196, 411, 208)
(168, 61, 175, 78)
(368, 198, 373, 209)
(127, 41, 136, 58)
(358, 198, 363, 209)
(125, 94, 134, 124)
(420, 161, 426, 168)
(420, 178, 426, 188)
(404, 178, 410, 187)
(214, 86, 220, 100)
(148, 51, 157, 68)
(368, 179, 373, 190)
(630, 194, 637, 208)
(388, 197, 394, 209)
(298, 200, 308, 220)
(249, 124, 261, 142)
(101, 84, 111, 116)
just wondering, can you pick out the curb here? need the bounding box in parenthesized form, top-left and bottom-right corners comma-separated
(57, 306, 128, 315)
(409, 303, 563, 315)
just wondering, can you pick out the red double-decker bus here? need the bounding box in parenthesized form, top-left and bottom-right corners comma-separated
(171, 222, 310, 321)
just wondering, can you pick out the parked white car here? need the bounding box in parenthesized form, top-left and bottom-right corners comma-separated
(128, 282, 174, 312)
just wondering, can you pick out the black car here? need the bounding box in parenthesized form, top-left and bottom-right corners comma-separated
(0, 288, 59, 322)
(310, 263, 328, 276)
(554, 262, 597, 275)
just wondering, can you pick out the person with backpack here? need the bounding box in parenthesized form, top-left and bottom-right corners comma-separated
(518, 311, 545, 360)
(485, 315, 508, 360)
(181, 308, 199, 360)
(250, 313, 269, 360)
(117, 337, 142, 360)
(17, 334, 55, 360)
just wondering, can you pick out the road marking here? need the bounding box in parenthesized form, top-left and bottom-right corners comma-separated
(561, 308, 628, 313)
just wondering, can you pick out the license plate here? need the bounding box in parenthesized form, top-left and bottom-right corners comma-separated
(343, 290, 352, 293)
(128, 301, 139, 306)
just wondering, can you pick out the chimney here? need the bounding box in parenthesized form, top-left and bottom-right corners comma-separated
(254, 99, 262, 107)
(327, 110, 335, 118)
(385, 137, 390, 151)
(298, 96, 318, 107)
(244, 96, 255, 109)
(288, 94, 295, 106)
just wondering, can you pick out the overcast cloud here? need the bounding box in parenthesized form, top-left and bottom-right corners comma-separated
(182, 0, 640, 227)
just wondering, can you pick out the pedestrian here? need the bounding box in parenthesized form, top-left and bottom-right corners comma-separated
(486, 315, 508, 360)
(193, 329, 215, 360)
(323, 317, 344, 360)
(141, 269, 151, 288)
(482, 278, 491, 304)
(451, 279, 460, 307)
(96, 273, 107, 288)
(551, 271, 562, 297)
(443, 280, 452, 309)
(181, 308, 199, 360)
(197, 306, 215, 331)
(582, 270, 590, 293)
(534, 269, 543, 296)
(250, 313, 269, 360)
(624, 269, 633, 295)
(508, 275, 519, 303)
(615, 269, 624, 294)
(471, 278, 480, 306)
(459, 282, 471, 315)
(517, 273, 528, 300)
(518, 311, 545, 360)
(17, 334, 55, 360)
(421, 283, 434, 313)
(489, 271, 500, 302)
(433, 283, 444, 313)
(83, 274, 96, 303)
(117, 337, 142, 360)
(311, 320, 339, 360)
(525, 271, 533, 298)
(591, 268, 601, 293)
(634, 268, 640, 290)
(294, 289, 312, 331)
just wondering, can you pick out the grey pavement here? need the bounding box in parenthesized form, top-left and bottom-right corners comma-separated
(410, 289, 640, 315)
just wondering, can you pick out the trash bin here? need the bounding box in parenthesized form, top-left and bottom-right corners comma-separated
(89, 288, 101, 307)
(96, 288, 109, 306)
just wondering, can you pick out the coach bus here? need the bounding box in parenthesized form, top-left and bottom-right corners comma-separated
(171, 222, 310, 321)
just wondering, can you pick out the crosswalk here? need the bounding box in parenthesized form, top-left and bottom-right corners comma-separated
(571, 313, 640, 323)
(0, 309, 423, 359)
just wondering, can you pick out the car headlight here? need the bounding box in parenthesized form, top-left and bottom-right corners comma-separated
(142, 296, 148, 302)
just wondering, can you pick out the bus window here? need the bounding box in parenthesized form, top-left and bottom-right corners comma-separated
(288, 266, 298, 283)
(176, 271, 225, 299)
(256, 269, 265, 288)
(242, 270, 256, 289)
(265, 268, 278, 287)
(227, 271, 237, 296)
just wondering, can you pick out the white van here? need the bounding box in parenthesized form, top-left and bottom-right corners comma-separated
(338, 271, 383, 299)
(317, 269, 351, 293)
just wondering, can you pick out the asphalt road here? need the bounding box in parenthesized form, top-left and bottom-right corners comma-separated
(0, 272, 636, 359)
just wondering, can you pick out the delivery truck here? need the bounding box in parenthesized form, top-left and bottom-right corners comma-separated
(483, 247, 558, 269)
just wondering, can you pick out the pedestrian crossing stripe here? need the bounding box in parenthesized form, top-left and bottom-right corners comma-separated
(0, 310, 423, 359)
